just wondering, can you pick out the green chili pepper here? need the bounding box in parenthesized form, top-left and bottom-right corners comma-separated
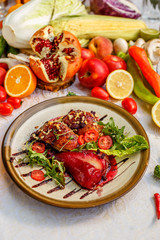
(117, 51, 129, 62)
(0, 36, 7, 57)
(127, 57, 159, 105)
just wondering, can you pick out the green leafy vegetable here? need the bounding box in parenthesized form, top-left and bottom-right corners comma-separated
(66, 91, 77, 96)
(99, 135, 149, 157)
(154, 165, 160, 179)
(20, 143, 65, 188)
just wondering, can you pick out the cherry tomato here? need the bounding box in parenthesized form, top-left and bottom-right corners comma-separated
(0, 86, 7, 102)
(98, 136, 113, 150)
(32, 142, 46, 153)
(31, 169, 45, 181)
(0, 102, 13, 116)
(122, 97, 137, 115)
(0, 63, 8, 70)
(0, 20, 3, 29)
(7, 97, 22, 109)
(91, 87, 109, 100)
(78, 135, 85, 145)
(0, 67, 7, 85)
(103, 55, 127, 73)
(84, 129, 99, 143)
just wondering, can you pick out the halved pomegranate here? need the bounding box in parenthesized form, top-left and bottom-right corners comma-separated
(29, 26, 82, 85)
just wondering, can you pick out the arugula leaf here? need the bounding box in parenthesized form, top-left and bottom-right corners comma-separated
(98, 117, 127, 149)
(72, 141, 98, 152)
(20, 144, 65, 188)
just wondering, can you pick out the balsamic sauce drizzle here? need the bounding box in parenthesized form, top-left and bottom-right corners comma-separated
(99, 114, 108, 121)
(63, 188, 81, 199)
(12, 150, 28, 156)
(47, 179, 72, 194)
(32, 178, 52, 188)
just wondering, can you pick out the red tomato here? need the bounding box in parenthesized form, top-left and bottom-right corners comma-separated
(0, 67, 7, 85)
(0, 63, 8, 70)
(31, 170, 45, 181)
(84, 129, 99, 143)
(98, 136, 113, 150)
(78, 135, 85, 145)
(122, 97, 137, 115)
(0, 86, 7, 102)
(91, 87, 109, 100)
(81, 48, 95, 61)
(7, 97, 22, 109)
(32, 142, 46, 153)
(103, 55, 127, 73)
(0, 103, 13, 116)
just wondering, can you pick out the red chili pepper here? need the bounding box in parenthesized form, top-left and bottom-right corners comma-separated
(129, 46, 160, 97)
(154, 193, 160, 220)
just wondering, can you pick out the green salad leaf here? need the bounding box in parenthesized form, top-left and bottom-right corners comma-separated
(99, 135, 149, 157)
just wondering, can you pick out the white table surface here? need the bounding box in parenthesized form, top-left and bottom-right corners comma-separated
(0, 1, 160, 240)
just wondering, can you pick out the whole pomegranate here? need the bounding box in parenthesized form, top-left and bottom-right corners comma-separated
(29, 26, 82, 89)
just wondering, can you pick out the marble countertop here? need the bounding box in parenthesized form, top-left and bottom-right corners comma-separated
(0, 1, 160, 240)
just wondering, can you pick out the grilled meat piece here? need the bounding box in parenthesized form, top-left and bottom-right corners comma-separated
(34, 120, 78, 151)
(63, 109, 102, 135)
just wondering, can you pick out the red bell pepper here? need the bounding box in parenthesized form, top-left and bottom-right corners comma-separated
(154, 193, 160, 220)
(129, 46, 160, 98)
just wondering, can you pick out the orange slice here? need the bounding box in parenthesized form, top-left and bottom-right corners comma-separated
(4, 64, 37, 98)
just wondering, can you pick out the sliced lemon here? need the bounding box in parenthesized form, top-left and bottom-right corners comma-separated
(106, 69, 134, 100)
(152, 100, 160, 127)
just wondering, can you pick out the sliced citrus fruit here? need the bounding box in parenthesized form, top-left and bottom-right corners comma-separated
(152, 100, 160, 127)
(4, 64, 37, 98)
(106, 69, 134, 100)
(140, 28, 159, 41)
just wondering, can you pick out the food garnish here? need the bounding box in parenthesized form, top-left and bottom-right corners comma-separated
(20, 142, 65, 188)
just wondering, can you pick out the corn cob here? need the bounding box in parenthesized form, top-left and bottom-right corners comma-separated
(50, 15, 147, 47)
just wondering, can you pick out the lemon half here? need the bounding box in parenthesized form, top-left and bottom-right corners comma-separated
(106, 69, 134, 100)
(152, 100, 160, 127)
